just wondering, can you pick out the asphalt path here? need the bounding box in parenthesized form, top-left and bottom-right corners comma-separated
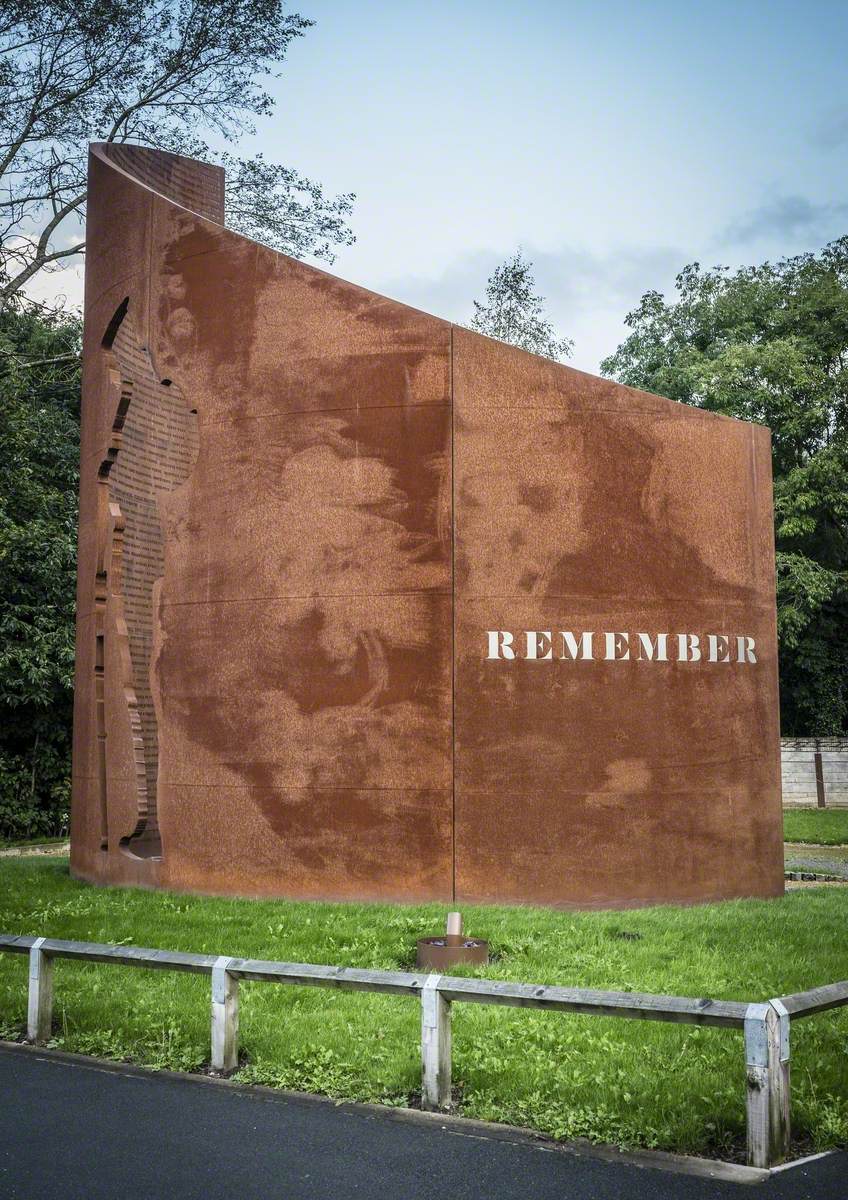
(1, 1046, 846, 1200)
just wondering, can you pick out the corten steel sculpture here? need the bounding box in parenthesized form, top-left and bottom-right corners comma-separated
(71, 143, 784, 906)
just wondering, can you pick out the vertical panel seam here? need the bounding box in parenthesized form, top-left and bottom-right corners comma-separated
(146, 191, 153, 354)
(450, 325, 456, 901)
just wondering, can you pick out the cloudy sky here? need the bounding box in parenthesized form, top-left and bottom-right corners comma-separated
(35, 0, 848, 373)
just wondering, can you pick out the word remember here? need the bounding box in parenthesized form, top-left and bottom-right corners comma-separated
(486, 630, 757, 664)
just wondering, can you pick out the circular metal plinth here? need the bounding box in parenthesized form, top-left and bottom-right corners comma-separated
(416, 936, 489, 970)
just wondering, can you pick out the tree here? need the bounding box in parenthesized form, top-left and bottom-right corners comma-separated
(601, 241, 848, 735)
(0, 0, 355, 304)
(470, 250, 573, 362)
(0, 3, 357, 838)
(0, 303, 80, 838)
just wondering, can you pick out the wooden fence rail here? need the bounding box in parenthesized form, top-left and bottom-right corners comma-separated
(1, 933, 845, 1170)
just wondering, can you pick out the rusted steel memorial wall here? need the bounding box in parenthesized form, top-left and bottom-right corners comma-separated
(71, 144, 784, 906)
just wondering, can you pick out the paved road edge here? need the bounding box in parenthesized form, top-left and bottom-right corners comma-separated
(2, 1039, 833, 1185)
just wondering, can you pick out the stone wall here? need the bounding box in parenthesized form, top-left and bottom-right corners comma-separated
(781, 738, 848, 808)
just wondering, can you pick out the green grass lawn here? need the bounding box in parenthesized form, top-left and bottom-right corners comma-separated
(0, 858, 846, 1160)
(784, 808, 848, 845)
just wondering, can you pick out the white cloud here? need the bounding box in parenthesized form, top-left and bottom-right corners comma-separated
(721, 195, 848, 245)
(379, 243, 684, 373)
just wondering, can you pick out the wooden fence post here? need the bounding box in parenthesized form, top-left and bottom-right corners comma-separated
(27, 937, 53, 1045)
(814, 748, 826, 808)
(770, 998, 791, 1155)
(211, 956, 239, 1074)
(745, 1001, 790, 1167)
(421, 973, 451, 1110)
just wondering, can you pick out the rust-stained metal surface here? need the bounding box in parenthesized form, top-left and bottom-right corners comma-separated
(71, 144, 784, 906)
(452, 331, 783, 906)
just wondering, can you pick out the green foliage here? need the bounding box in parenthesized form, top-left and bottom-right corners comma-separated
(470, 251, 573, 362)
(1, 859, 847, 1157)
(1, 0, 354, 300)
(0, 306, 80, 838)
(784, 808, 848, 846)
(601, 241, 848, 734)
